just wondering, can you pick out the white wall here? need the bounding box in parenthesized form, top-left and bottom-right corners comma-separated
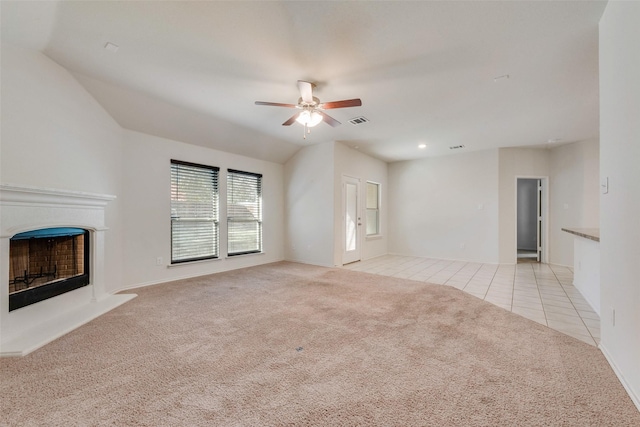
(0, 45, 124, 293)
(498, 148, 550, 264)
(1, 45, 286, 295)
(333, 143, 388, 266)
(121, 130, 285, 289)
(548, 139, 600, 267)
(387, 145, 597, 266)
(284, 142, 335, 267)
(599, 1, 640, 410)
(388, 149, 500, 263)
(572, 237, 600, 316)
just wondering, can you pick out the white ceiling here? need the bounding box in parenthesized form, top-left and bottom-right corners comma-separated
(1, 1, 606, 164)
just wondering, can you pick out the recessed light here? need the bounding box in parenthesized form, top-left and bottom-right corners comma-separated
(418, 144, 427, 149)
(547, 138, 562, 144)
(493, 74, 510, 82)
(104, 42, 119, 53)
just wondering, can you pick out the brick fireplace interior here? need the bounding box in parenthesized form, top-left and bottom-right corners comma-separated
(0, 184, 138, 357)
(8, 228, 90, 311)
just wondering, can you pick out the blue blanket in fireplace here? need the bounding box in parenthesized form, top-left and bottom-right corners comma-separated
(11, 227, 86, 240)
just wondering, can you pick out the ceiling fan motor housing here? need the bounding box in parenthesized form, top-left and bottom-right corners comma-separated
(298, 96, 320, 107)
(255, 80, 362, 131)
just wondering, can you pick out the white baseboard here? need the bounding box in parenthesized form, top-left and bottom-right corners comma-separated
(577, 288, 600, 317)
(118, 258, 287, 292)
(283, 258, 335, 268)
(548, 262, 573, 269)
(387, 252, 501, 265)
(599, 343, 640, 412)
(117, 273, 215, 292)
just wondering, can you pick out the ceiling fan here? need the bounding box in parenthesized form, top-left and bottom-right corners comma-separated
(255, 80, 362, 138)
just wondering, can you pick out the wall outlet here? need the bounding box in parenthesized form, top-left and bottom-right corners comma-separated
(460, 243, 466, 249)
(156, 256, 163, 266)
(611, 307, 616, 327)
(601, 177, 609, 194)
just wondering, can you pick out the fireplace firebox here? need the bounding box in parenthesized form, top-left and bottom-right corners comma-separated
(8, 228, 90, 311)
(1, 184, 137, 357)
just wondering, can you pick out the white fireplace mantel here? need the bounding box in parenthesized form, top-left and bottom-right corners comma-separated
(0, 183, 116, 205)
(0, 184, 136, 356)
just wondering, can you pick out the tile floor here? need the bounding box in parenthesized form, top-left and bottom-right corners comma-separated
(343, 255, 600, 346)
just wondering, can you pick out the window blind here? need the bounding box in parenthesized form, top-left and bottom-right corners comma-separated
(170, 160, 219, 263)
(366, 182, 380, 236)
(227, 169, 262, 256)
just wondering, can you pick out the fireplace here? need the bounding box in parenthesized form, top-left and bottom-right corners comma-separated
(1, 184, 136, 356)
(9, 227, 90, 311)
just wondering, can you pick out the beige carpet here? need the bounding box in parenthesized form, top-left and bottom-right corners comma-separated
(1, 261, 638, 426)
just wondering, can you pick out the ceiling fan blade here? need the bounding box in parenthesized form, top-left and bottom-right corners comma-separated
(255, 101, 297, 108)
(318, 111, 341, 127)
(319, 99, 362, 109)
(297, 80, 314, 104)
(282, 112, 301, 126)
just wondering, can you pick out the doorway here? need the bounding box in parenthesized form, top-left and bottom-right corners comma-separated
(516, 178, 544, 263)
(342, 175, 361, 265)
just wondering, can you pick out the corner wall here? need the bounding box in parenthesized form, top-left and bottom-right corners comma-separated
(498, 148, 550, 264)
(333, 143, 388, 266)
(387, 145, 598, 267)
(389, 149, 500, 263)
(284, 142, 335, 267)
(599, 1, 640, 410)
(0, 44, 124, 293)
(548, 139, 600, 267)
(121, 130, 285, 289)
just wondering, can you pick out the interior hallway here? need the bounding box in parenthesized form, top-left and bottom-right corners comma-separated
(343, 255, 600, 346)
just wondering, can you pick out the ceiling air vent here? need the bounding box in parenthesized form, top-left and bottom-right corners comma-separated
(449, 145, 465, 150)
(349, 116, 369, 125)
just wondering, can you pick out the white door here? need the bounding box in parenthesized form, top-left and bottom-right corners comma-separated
(343, 176, 361, 265)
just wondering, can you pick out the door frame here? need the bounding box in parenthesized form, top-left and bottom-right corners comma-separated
(515, 176, 549, 264)
(342, 174, 362, 265)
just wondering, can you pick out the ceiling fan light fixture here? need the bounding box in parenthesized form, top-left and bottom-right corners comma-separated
(296, 110, 323, 127)
(255, 80, 361, 137)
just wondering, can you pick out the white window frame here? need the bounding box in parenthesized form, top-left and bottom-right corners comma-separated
(170, 160, 219, 264)
(227, 169, 263, 256)
(365, 181, 381, 237)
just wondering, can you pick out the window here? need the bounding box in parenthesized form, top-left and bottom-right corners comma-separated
(366, 181, 380, 236)
(227, 169, 262, 256)
(170, 160, 219, 263)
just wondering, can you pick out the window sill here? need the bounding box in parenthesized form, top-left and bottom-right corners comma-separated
(167, 252, 265, 268)
(366, 234, 384, 241)
(227, 251, 265, 258)
(167, 257, 223, 268)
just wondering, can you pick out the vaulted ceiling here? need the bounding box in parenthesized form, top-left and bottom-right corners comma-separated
(2, 1, 606, 163)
